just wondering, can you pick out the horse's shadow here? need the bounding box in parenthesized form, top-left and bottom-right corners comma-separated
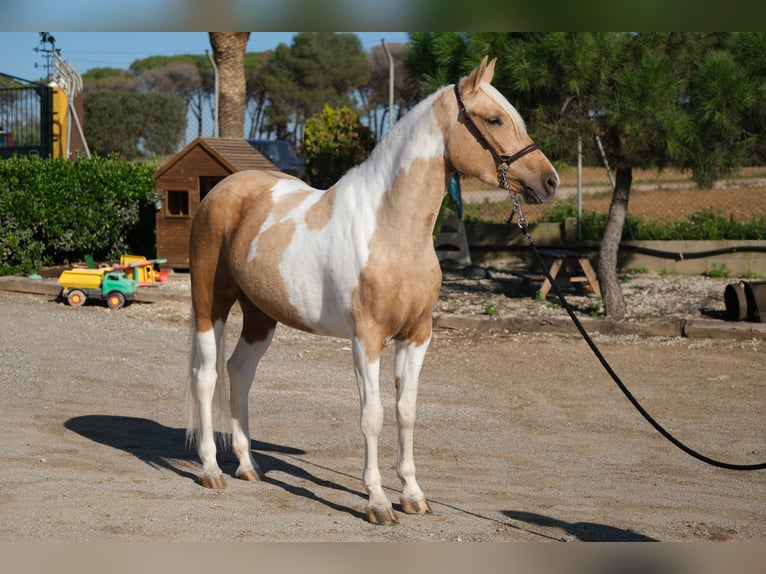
(503, 510, 657, 542)
(64, 414, 368, 520)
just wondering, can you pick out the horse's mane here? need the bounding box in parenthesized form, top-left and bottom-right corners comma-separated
(334, 87, 446, 192)
(334, 78, 527, 194)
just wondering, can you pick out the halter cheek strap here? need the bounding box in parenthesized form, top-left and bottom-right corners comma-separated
(453, 83, 541, 190)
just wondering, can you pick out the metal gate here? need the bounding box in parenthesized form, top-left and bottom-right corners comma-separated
(0, 80, 53, 159)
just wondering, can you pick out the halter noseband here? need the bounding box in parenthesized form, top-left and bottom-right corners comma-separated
(453, 83, 540, 190)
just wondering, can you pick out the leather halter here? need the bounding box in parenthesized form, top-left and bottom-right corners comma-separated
(453, 83, 540, 190)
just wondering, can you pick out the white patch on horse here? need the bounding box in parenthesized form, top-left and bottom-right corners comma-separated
(245, 179, 313, 262)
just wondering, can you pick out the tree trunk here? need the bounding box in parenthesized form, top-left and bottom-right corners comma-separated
(597, 166, 632, 319)
(209, 32, 250, 138)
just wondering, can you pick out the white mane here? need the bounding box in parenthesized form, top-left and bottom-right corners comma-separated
(337, 88, 445, 193)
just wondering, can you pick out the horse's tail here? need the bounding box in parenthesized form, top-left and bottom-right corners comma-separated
(185, 309, 231, 449)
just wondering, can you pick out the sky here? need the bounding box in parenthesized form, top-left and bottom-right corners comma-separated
(0, 32, 411, 84)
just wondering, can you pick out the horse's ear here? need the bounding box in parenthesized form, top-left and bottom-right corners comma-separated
(464, 55, 496, 94)
(482, 57, 497, 83)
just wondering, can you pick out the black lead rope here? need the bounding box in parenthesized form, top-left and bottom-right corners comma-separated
(511, 198, 766, 471)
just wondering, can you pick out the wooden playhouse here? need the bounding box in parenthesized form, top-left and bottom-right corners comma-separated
(154, 137, 276, 268)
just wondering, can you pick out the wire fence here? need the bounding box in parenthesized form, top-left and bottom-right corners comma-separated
(460, 167, 766, 234)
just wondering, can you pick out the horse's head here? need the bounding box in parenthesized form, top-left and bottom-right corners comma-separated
(444, 56, 559, 204)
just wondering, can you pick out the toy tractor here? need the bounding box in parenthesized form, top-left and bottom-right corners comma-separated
(114, 254, 169, 286)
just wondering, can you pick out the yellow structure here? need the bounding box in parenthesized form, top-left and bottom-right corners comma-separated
(50, 82, 69, 159)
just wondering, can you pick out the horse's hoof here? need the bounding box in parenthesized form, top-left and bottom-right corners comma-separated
(236, 467, 265, 482)
(367, 506, 399, 525)
(400, 498, 432, 515)
(199, 474, 227, 489)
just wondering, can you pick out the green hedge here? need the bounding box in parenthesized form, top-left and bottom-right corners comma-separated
(0, 156, 159, 275)
(538, 203, 766, 241)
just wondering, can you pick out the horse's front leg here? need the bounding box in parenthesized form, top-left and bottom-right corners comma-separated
(352, 336, 396, 525)
(394, 336, 432, 516)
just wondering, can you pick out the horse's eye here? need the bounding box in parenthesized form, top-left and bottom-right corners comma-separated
(487, 117, 503, 126)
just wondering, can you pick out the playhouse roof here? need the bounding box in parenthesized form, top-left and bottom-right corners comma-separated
(154, 137, 277, 179)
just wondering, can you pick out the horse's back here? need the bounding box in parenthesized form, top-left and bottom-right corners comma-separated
(192, 170, 286, 236)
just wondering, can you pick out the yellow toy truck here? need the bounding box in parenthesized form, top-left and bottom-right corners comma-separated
(57, 267, 137, 309)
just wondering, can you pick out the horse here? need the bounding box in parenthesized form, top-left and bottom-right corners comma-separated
(186, 56, 559, 525)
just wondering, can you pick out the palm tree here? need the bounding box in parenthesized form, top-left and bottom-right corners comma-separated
(209, 32, 250, 138)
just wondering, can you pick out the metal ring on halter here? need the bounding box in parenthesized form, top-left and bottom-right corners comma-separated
(511, 193, 528, 231)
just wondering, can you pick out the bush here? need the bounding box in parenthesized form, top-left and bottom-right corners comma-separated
(301, 104, 375, 189)
(537, 203, 766, 241)
(632, 208, 766, 240)
(0, 155, 158, 275)
(535, 203, 611, 240)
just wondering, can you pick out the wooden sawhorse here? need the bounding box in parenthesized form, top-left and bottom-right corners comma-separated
(515, 249, 601, 299)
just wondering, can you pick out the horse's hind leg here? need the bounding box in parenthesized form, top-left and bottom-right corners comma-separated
(394, 336, 432, 516)
(190, 320, 228, 488)
(228, 296, 277, 482)
(189, 251, 239, 488)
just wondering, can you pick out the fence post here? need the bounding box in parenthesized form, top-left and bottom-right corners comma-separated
(37, 84, 54, 158)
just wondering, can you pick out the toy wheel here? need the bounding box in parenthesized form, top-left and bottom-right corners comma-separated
(67, 289, 86, 307)
(106, 292, 126, 310)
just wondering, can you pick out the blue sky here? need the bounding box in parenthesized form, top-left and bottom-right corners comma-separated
(0, 32, 410, 83)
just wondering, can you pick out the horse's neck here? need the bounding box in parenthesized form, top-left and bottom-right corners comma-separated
(340, 90, 449, 241)
(382, 158, 447, 239)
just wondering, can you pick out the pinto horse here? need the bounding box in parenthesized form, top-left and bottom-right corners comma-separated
(187, 56, 559, 525)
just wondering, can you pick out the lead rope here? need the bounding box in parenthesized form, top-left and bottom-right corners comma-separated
(510, 195, 766, 471)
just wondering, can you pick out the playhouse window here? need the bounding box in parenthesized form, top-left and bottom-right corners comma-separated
(166, 190, 189, 216)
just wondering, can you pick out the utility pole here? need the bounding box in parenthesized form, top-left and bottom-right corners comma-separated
(381, 39, 394, 134)
(34, 32, 58, 80)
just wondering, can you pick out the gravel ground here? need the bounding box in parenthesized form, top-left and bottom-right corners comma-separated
(436, 259, 737, 322)
(0, 268, 764, 543)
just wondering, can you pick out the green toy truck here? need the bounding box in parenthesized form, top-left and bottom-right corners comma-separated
(57, 267, 138, 309)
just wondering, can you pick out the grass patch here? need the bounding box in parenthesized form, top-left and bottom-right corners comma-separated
(706, 264, 730, 278)
(483, 302, 498, 316)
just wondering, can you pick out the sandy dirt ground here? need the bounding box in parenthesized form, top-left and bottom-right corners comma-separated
(0, 277, 764, 543)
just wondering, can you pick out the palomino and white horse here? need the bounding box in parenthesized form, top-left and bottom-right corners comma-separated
(187, 56, 559, 525)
